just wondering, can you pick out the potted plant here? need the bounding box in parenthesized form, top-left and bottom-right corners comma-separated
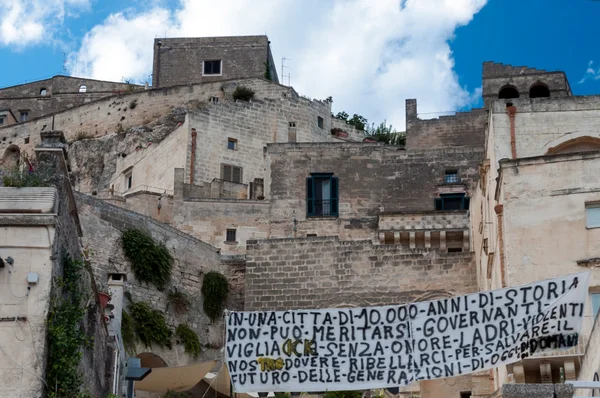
(97, 282, 112, 309)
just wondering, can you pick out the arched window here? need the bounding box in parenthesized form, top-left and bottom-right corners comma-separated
(2, 145, 20, 169)
(40, 88, 47, 96)
(529, 83, 550, 98)
(498, 85, 519, 100)
(79, 85, 87, 93)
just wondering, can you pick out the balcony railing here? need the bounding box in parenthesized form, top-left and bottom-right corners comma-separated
(314, 200, 332, 217)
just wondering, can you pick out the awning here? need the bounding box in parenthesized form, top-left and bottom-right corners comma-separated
(135, 360, 217, 393)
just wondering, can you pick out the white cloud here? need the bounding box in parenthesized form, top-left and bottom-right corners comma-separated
(0, 0, 89, 47)
(68, 0, 487, 128)
(578, 60, 600, 84)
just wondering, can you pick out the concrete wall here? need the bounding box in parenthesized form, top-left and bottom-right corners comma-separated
(490, 96, 600, 159)
(482, 62, 571, 107)
(267, 142, 483, 240)
(244, 236, 477, 311)
(152, 35, 278, 88)
(405, 99, 487, 150)
(75, 193, 246, 367)
(0, 75, 140, 121)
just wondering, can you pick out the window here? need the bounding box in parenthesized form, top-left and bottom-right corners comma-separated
(0, 116, 4, 125)
(592, 293, 600, 318)
(317, 116, 324, 129)
(79, 85, 87, 93)
(40, 88, 47, 96)
(125, 172, 133, 190)
(445, 170, 459, 184)
(460, 392, 472, 398)
(448, 248, 463, 253)
(586, 203, 600, 228)
(203, 60, 222, 75)
(227, 138, 238, 150)
(498, 86, 519, 100)
(226, 229, 237, 242)
(221, 164, 243, 183)
(435, 193, 470, 211)
(289, 122, 296, 127)
(529, 83, 550, 98)
(210, 96, 219, 103)
(19, 111, 29, 122)
(306, 173, 339, 217)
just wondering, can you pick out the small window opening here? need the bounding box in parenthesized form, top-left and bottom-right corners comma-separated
(226, 229, 237, 242)
(317, 116, 324, 129)
(203, 60, 222, 75)
(125, 172, 133, 190)
(460, 392, 472, 398)
(40, 88, 47, 96)
(221, 164, 243, 183)
(586, 203, 600, 229)
(210, 96, 219, 103)
(289, 121, 296, 127)
(529, 83, 550, 98)
(79, 85, 87, 93)
(227, 138, 238, 150)
(444, 170, 459, 184)
(19, 110, 29, 122)
(498, 86, 519, 100)
(307, 233, 317, 237)
(448, 247, 463, 253)
(435, 193, 470, 211)
(0, 116, 4, 125)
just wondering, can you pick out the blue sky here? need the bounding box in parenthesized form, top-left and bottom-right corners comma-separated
(1, 0, 599, 126)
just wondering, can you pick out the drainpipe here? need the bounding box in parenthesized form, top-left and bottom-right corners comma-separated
(190, 128, 197, 184)
(506, 104, 517, 159)
(494, 204, 506, 288)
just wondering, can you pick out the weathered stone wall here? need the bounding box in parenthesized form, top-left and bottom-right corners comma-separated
(0, 75, 140, 121)
(482, 62, 571, 107)
(267, 142, 483, 240)
(75, 192, 245, 367)
(490, 96, 600, 159)
(331, 117, 366, 142)
(405, 99, 487, 150)
(0, 77, 295, 158)
(186, 94, 333, 188)
(244, 236, 477, 311)
(152, 35, 278, 87)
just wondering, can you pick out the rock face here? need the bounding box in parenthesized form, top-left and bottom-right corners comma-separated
(69, 107, 187, 193)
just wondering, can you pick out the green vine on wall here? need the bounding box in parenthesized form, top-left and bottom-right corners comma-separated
(175, 324, 201, 357)
(46, 255, 93, 398)
(201, 271, 229, 321)
(129, 301, 172, 348)
(121, 229, 173, 290)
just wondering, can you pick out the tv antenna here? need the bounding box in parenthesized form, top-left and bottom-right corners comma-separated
(62, 53, 68, 74)
(281, 57, 290, 86)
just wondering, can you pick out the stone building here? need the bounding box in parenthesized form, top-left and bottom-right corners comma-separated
(471, 64, 600, 392)
(0, 75, 142, 122)
(152, 35, 279, 88)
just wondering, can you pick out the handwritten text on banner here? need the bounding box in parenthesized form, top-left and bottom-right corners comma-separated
(225, 272, 590, 392)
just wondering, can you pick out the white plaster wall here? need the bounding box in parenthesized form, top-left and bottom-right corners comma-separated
(110, 117, 188, 195)
(0, 225, 55, 398)
(491, 97, 600, 160)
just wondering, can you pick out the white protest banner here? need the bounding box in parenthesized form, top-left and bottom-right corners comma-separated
(225, 272, 590, 393)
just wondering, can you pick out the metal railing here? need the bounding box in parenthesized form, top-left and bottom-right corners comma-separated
(314, 200, 332, 216)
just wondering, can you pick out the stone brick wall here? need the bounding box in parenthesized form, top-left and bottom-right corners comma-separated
(0, 75, 140, 121)
(378, 211, 469, 231)
(267, 142, 483, 240)
(75, 192, 246, 367)
(152, 35, 278, 88)
(405, 98, 487, 150)
(244, 236, 477, 311)
(482, 62, 572, 107)
(186, 94, 333, 188)
(0, 77, 294, 158)
(331, 117, 366, 142)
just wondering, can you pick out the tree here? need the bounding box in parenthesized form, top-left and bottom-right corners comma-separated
(365, 121, 406, 146)
(335, 111, 349, 121)
(347, 114, 368, 131)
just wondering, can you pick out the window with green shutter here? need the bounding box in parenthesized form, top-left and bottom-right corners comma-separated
(306, 173, 339, 217)
(435, 193, 470, 210)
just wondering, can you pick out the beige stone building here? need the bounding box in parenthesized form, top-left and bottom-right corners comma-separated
(471, 65, 600, 393)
